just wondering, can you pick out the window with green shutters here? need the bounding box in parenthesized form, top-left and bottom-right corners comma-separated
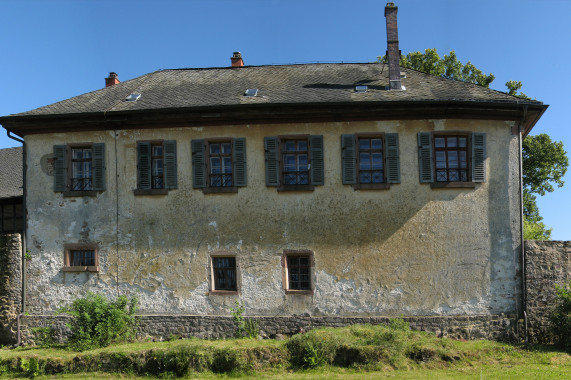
(191, 138, 247, 192)
(341, 133, 400, 189)
(264, 135, 324, 191)
(136, 140, 177, 195)
(417, 132, 486, 186)
(53, 143, 106, 195)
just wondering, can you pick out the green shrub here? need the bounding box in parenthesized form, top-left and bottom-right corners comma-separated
(550, 281, 571, 351)
(230, 300, 259, 338)
(58, 292, 138, 351)
(30, 326, 56, 348)
(285, 329, 340, 368)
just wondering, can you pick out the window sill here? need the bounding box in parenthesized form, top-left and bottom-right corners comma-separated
(430, 182, 476, 189)
(353, 183, 390, 190)
(209, 290, 239, 295)
(202, 187, 238, 194)
(134, 189, 169, 195)
(284, 289, 315, 295)
(62, 266, 99, 272)
(63, 191, 99, 197)
(277, 184, 315, 192)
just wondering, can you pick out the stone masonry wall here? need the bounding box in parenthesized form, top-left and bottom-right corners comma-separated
(22, 313, 520, 345)
(0, 234, 22, 346)
(525, 240, 571, 343)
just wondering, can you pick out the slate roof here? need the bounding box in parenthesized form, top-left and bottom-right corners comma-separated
(3, 63, 542, 118)
(0, 147, 23, 199)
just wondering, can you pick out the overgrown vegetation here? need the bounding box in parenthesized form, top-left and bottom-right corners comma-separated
(2, 321, 569, 378)
(230, 300, 259, 339)
(550, 281, 571, 351)
(57, 292, 139, 351)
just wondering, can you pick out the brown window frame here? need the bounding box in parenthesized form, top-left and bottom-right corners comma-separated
(278, 135, 313, 192)
(62, 243, 99, 272)
(64, 143, 98, 197)
(282, 250, 314, 295)
(204, 138, 238, 193)
(355, 133, 389, 190)
(209, 252, 240, 295)
(431, 132, 475, 188)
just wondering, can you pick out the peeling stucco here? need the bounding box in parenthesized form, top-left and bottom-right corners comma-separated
(23, 119, 522, 317)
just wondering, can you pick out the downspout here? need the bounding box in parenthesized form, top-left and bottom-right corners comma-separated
(6, 130, 26, 347)
(518, 106, 528, 343)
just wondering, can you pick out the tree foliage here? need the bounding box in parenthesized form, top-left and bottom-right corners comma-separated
(381, 48, 495, 88)
(379, 48, 569, 239)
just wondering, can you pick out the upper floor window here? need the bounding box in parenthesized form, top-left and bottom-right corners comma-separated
(341, 133, 400, 189)
(71, 147, 93, 190)
(418, 132, 486, 187)
(136, 140, 177, 195)
(191, 138, 247, 193)
(53, 143, 105, 195)
(264, 135, 324, 191)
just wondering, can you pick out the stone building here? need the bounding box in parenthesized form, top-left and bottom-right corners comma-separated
(0, 4, 549, 340)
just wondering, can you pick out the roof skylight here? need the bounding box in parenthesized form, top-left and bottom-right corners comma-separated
(244, 89, 258, 97)
(125, 93, 141, 102)
(355, 85, 368, 93)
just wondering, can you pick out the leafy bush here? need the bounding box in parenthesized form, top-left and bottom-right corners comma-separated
(30, 326, 56, 348)
(230, 300, 259, 338)
(285, 329, 341, 368)
(550, 281, 571, 351)
(58, 292, 138, 351)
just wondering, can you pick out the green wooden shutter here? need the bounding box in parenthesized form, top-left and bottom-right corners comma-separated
(264, 136, 279, 186)
(385, 133, 400, 184)
(53, 145, 67, 192)
(341, 134, 356, 185)
(92, 143, 106, 191)
(472, 132, 486, 183)
(232, 138, 247, 187)
(309, 135, 324, 185)
(137, 142, 151, 190)
(418, 132, 434, 183)
(164, 140, 177, 189)
(191, 139, 206, 188)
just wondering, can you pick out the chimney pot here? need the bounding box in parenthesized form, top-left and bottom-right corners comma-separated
(231, 52, 244, 67)
(105, 72, 120, 87)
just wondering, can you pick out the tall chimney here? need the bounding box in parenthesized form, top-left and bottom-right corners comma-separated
(231, 52, 244, 67)
(105, 72, 120, 87)
(385, 3, 402, 90)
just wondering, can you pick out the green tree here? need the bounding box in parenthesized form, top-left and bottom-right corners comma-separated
(380, 49, 569, 239)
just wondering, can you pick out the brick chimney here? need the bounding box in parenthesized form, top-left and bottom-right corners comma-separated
(231, 52, 244, 67)
(385, 3, 402, 90)
(105, 72, 120, 87)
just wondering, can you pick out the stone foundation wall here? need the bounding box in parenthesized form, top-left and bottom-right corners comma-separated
(524, 240, 571, 343)
(0, 234, 22, 346)
(22, 313, 521, 344)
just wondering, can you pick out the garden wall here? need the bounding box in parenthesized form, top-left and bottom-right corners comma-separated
(525, 240, 571, 343)
(0, 234, 22, 346)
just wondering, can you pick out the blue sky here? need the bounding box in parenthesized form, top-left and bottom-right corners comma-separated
(1, 0, 569, 239)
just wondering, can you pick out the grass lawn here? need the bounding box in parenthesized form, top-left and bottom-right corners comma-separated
(1, 324, 569, 379)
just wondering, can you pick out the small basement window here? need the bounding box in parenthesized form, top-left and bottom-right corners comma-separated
(282, 250, 314, 294)
(62, 243, 99, 272)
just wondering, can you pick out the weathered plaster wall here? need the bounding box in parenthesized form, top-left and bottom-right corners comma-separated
(23, 119, 522, 317)
(0, 234, 22, 345)
(525, 240, 571, 343)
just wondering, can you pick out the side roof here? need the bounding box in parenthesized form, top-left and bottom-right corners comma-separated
(0, 147, 23, 200)
(0, 63, 547, 136)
